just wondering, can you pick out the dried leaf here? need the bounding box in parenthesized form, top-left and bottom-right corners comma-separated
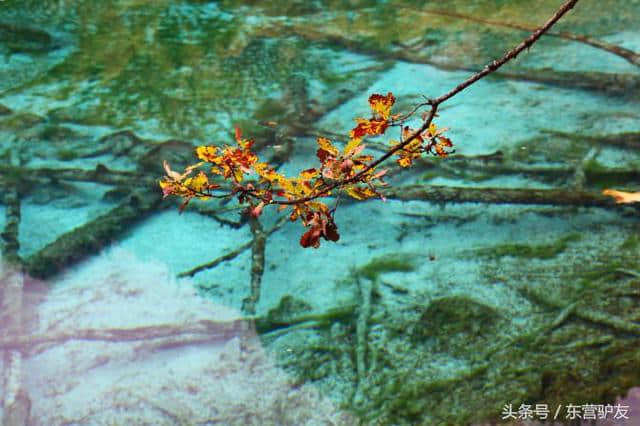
(368, 92, 395, 120)
(345, 185, 376, 200)
(602, 189, 640, 204)
(350, 118, 388, 139)
(317, 137, 339, 157)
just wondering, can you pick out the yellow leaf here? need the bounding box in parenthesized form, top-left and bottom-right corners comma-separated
(233, 167, 243, 182)
(368, 92, 395, 120)
(345, 185, 376, 200)
(397, 157, 412, 168)
(196, 146, 220, 163)
(189, 172, 209, 192)
(299, 168, 319, 180)
(350, 118, 388, 139)
(307, 201, 329, 213)
(317, 137, 339, 156)
(344, 138, 362, 156)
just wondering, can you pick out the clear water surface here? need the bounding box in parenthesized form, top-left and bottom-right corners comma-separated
(0, 1, 639, 425)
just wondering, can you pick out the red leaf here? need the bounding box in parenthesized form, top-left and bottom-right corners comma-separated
(324, 221, 340, 242)
(300, 227, 321, 248)
(317, 148, 332, 163)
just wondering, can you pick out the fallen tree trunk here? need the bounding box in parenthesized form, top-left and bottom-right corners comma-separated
(24, 189, 163, 279)
(383, 184, 619, 207)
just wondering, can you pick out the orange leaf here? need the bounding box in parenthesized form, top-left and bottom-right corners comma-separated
(300, 168, 319, 180)
(317, 137, 339, 157)
(196, 146, 220, 163)
(350, 118, 388, 139)
(368, 92, 395, 120)
(602, 189, 640, 204)
(345, 185, 376, 200)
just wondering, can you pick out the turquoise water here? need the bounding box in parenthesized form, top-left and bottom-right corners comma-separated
(1, 1, 639, 424)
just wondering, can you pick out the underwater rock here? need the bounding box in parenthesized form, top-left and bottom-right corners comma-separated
(96, 130, 144, 158)
(37, 124, 80, 142)
(0, 104, 12, 116)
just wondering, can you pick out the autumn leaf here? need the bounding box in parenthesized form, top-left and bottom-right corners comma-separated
(602, 189, 640, 204)
(344, 137, 363, 156)
(422, 123, 454, 158)
(299, 168, 319, 180)
(161, 90, 450, 248)
(196, 146, 220, 163)
(299, 210, 339, 248)
(391, 126, 424, 167)
(433, 136, 454, 157)
(350, 118, 389, 139)
(159, 161, 219, 212)
(345, 185, 377, 200)
(317, 137, 340, 159)
(368, 92, 395, 120)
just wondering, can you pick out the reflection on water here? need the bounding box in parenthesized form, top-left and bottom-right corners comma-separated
(1, 1, 639, 424)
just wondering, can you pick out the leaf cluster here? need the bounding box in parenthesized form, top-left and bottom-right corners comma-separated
(160, 92, 454, 247)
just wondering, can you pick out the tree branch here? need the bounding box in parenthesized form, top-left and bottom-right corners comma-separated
(258, 0, 581, 206)
(431, 0, 580, 105)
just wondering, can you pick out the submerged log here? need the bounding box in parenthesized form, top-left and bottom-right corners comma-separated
(24, 190, 163, 280)
(383, 184, 618, 207)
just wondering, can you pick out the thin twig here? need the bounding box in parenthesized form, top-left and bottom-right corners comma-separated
(177, 216, 287, 278)
(431, 0, 580, 106)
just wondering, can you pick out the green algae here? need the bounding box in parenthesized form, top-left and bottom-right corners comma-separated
(620, 232, 640, 251)
(25, 190, 163, 279)
(266, 235, 640, 426)
(413, 295, 500, 341)
(357, 254, 415, 281)
(55, 148, 79, 161)
(0, 112, 45, 131)
(1, 3, 364, 138)
(479, 233, 581, 259)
